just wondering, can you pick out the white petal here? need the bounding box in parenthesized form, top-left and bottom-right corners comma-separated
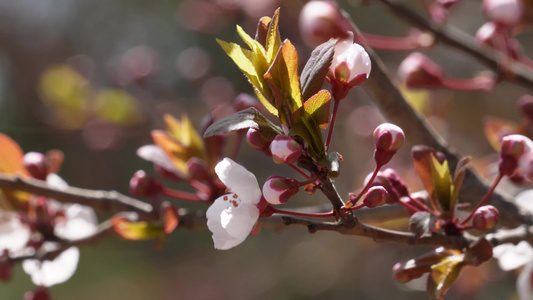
(214, 158, 261, 204)
(0, 211, 30, 252)
(518, 261, 533, 300)
(516, 189, 533, 214)
(206, 195, 259, 250)
(136, 145, 183, 176)
(23, 246, 80, 287)
(54, 204, 98, 240)
(46, 173, 69, 190)
(493, 242, 533, 271)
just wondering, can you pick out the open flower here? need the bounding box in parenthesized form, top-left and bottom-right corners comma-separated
(206, 158, 261, 250)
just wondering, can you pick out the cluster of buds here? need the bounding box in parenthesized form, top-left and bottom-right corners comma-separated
(364, 168, 410, 204)
(498, 134, 533, 178)
(398, 52, 495, 91)
(373, 123, 405, 166)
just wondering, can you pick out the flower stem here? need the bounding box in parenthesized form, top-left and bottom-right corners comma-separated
(461, 173, 503, 226)
(288, 163, 311, 180)
(162, 188, 202, 202)
(325, 98, 341, 152)
(347, 163, 383, 207)
(407, 195, 439, 215)
(271, 207, 335, 218)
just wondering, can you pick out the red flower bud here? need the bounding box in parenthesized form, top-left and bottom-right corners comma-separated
(499, 134, 533, 176)
(299, 1, 353, 47)
(373, 123, 405, 165)
(363, 186, 389, 208)
(129, 170, 163, 197)
(246, 128, 272, 155)
(472, 205, 499, 230)
(262, 176, 300, 205)
(270, 135, 302, 165)
(23, 152, 50, 181)
(398, 52, 444, 89)
(24, 287, 50, 300)
(518, 95, 533, 122)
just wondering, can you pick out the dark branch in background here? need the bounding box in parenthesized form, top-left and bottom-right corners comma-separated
(359, 34, 531, 228)
(0, 174, 152, 215)
(375, 0, 533, 91)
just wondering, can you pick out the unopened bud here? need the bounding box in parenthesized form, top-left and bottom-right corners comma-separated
(23, 152, 49, 181)
(24, 287, 50, 300)
(363, 186, 389, 208)
(518, 95, 533, 122)
(328, 35, 371, 100)
(129, 170, 163, 197)
(246, 128, 272, 155)
(262, 176, 300, 205)
(299, 1, 353, 47)
(398, 52, 444, 89)
(472, 205, 499, 230)
(186, 158, 211, 182)
(234, 93, 261, 111)
(483, 0, 524, 27)
(270, 135, 302, 164)
(499, 134, 533, 176)
(373, 123, 405, 165)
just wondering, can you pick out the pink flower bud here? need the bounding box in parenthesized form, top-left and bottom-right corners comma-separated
(129, 170, 163, 197)
(483, 0, 524, 27)
(246, 128, 272, 155)
(518, 95, 533, 122)
(24, 287, 50, 300)
(262, 176, 300, 205)
(329, 36, 371, 86)
(499, 134, 533, 176)
(472, 205, 499, 230)
(373, 123, 405, 165)
(23, 152, 49, 181)
(234, 93, 261, 111)
(270, 135, 302, 165)
(363, 186, 389, 208)
(299, 1, 353, 47)
(476, 22, 498, 47)
(186, 157, 211, 182)
(398, 52, 444, 89)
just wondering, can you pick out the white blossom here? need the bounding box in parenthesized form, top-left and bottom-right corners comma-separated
(206, 158, 261, 250)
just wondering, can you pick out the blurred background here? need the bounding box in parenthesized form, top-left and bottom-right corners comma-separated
(1, 0, 530, 299)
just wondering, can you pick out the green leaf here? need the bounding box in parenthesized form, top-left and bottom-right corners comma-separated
(264, 39, 303, 123)
(318, 152, 342, 178)
(301, 38, 337, 101)
(255, 16, 270, 47)
(265, 8, 282, 64)
(430, 155, 453, 212)
(450, 156, 471, 211)
(112, 215, 165, 241)
(289, 119, 324, 159)
(427, 255, 464, 300)
(203, 107, 282, 139)
(303, 90, 331, 128)
(217, 39, 277, 115)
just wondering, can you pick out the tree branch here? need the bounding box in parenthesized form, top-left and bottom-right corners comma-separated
(0, 174, 153, 215)
(375, 0, 533, 91)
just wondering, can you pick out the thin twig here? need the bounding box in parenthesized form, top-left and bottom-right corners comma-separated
(0, 174, 153, 215)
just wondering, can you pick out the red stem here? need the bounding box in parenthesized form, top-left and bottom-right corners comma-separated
(271, 207, 335, 218)
(288, 163, 311, 180)
(461, 173, 503, 226)
(407, 195, 439, 215)
(325, 98, 340, 152)
(349, 164, 383, 206)
(162, 188, 202, 202)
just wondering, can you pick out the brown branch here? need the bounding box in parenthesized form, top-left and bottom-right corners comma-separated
(361, 40, 531, 227)
(0, 174, 152, 215)
(375, 0, 533, 91)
